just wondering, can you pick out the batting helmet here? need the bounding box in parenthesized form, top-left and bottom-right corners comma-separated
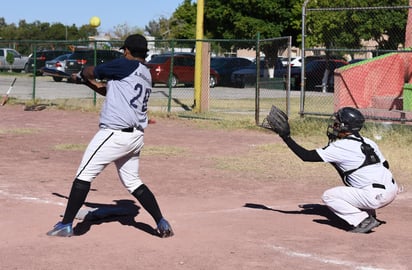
(327, 107, 365, 141)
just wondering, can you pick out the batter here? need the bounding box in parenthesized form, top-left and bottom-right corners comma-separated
(47, 34, 174, 238)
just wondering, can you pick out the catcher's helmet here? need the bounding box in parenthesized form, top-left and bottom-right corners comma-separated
(327, 107, 365, 141)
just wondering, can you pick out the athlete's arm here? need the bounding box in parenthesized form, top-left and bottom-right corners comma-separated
(282, 136, 323, 162)
(78, 66, 107, 96)
(93, 58, 140, 81)
(84, 80, 107, 96)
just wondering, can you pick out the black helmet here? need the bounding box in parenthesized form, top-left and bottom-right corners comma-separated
(327, 107, 365, 141)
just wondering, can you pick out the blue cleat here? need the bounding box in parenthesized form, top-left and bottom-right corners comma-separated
(46, 222, 73, 237)
(157, 218, 174, 238)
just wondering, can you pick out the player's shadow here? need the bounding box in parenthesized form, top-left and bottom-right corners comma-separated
(52, 193, 158, 236)
(243, 203, 352, 231)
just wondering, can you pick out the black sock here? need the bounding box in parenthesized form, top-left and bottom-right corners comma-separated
(62, 179, 90, 224)
(132, 184, 163, 224)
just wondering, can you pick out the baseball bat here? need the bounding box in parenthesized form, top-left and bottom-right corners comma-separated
(0, 77, 17, 106)
(41, 68, 72, 78)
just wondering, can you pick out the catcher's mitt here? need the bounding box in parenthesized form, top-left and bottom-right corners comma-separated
(261, 105, 290, 138)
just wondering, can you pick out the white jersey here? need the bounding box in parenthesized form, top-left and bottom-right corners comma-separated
(316, 135, 392, 188)
(76, 58, 152, 191)
(94, 58, 152, 130)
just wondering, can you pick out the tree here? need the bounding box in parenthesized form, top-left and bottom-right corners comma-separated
(47, 23, 70, 40)
(304, 0, 408, 51)
(167, 0, 409, 66)
(169, 0, 197, 39)
(6, 52, 14, 72)
(0, 19, 96, 39)
(145, 16, 174, 39)
(145, 19, 162, 38)
(78, 24, 99, 40)
(0, 23, 18, 40)
(204, 0, 301, 67)
(167, 0, 296, 66)
(112, 23, 144, 40)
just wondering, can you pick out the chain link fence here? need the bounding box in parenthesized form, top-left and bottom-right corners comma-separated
(5, 4, 410, 125)
(0, 37, 293, 125)
(146, 37, 293, 125)
(302, 4, 412, 123)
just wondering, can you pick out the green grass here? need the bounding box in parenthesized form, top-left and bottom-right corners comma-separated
(210, 116, 412, 185)
(0, 127, 39, 134)
(53, 143, 187, 157)
(54, 143, 87, 151)
(6, 96, 412, 186)
(0, 71, 29, 77)
(142, 145, 187, 157)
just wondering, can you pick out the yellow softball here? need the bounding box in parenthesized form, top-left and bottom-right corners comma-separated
(89, 16, 101, 28)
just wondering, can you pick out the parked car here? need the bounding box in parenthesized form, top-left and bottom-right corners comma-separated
(289, 59, 349, 92)
(290, 56, 302, 67)
(304, 55, 347, 64)
(210, 57, 252, 86)
(231, 58, 286, 88)
(348, 58, 367, 64)
(64, 48, 123, 77)
(0, 48, 29, 72)
(281, 56, 302, 67)
(42, 53, 72, 82)
(25, 49, 71, 75)
(147, 53, 219, 88)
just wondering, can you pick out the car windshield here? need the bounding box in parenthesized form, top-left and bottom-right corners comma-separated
(246, 60, 265, 68)
(148, 55, 170, 64)
(55, 54, 70, 61)
(306, 61, 326, 72)
(68, 51, 91, 59)
(305, 60, 347, 72)
(210, 58, 230, 68)
(242, 63, 256, 69)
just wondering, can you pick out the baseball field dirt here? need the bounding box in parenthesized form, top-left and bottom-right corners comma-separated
(1, 104, 411, 270)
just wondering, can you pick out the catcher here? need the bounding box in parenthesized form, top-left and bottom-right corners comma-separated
(263, 106, 399, 233)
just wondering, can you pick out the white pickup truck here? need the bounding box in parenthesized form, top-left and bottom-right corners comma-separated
(0, 48, 29, 72)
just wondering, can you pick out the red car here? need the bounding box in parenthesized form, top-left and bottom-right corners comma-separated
(147, 53, 219, 88)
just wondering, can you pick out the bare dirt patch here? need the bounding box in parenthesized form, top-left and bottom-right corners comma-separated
(1, 104, 411, 270)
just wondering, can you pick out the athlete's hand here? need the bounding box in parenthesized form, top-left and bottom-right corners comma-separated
(71, 72, 84, 84)
(262, 105, 290, 139)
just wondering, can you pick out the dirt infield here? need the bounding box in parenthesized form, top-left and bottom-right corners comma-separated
(1, 104, 411, 270)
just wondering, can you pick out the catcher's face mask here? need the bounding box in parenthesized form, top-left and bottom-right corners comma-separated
(327, 107, 365, 142)
(326, 114, 341, 142)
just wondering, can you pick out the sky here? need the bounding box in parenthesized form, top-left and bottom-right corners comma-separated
(1, 0, 184, 33)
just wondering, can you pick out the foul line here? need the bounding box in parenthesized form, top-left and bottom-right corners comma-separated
(0, 190, 398, 270)
(0, 190, 65, 206)
(266, 244, 388, 270)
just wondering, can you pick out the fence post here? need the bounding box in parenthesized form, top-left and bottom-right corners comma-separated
(32, 44, 37, 101)
(93, 40, 97, 106)
(300, 0, 311, 117)
(200, 42, 210, 112)
(255, 33, 261, 125)
(167, 43, 175, 113)
(194, 0, 204, 113)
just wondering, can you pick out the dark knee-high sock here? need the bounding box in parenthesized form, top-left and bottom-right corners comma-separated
(62, 179, 91, 224)
(132, 184, 163, 224)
